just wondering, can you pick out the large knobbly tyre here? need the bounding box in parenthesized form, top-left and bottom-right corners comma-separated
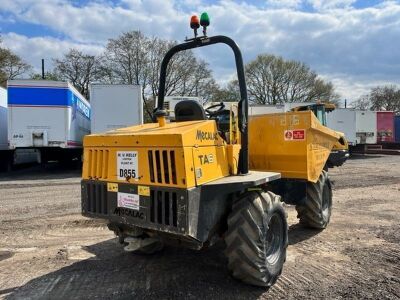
(224, 191, 288, 287)
(296, 170, 332, 229)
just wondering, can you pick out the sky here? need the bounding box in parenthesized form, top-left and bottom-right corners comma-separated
(0, 0, 399, 104)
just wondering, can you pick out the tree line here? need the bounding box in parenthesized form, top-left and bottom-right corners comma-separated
(353, 85, 400, 114)
(6, 31, 398, 120)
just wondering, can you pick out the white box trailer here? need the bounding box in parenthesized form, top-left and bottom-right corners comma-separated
(7, 80, 91, 163)
(249, 102, 315, 116)
(0, 87, 13, 170)
(355, 110, 377, 144)
(1, 86, 42, 170)
(90, 84, 143, 134)
(326, 108, 357, 145)
(250, 105, 284, 115)
(326, 109, 377, 145)
(0, 87, 7, 151)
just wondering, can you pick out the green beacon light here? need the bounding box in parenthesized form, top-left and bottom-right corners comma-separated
(200, 12, 210, 36)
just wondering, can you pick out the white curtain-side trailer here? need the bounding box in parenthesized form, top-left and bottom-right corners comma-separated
(7, 80, 91, 163)
(90, 84, 143, 134)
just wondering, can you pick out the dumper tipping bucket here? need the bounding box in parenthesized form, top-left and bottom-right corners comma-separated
(249, 111, 340, 182)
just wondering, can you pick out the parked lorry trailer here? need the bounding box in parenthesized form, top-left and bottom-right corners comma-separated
(356, 110, 377, 144)
(7, 80, 91, 163)
(90, 84, 143, 134)
(0, 87, 42, 171)
(0, 87, 7, 151)
(326, 108, 357, 146)
(0, 87, 12, 170)
(327, 109, 377, 146)
(377, 111, 395, 143)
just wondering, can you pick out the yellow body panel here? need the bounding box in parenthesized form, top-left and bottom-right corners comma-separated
(192, 146, 230, 185)
(249, 111, 340, 182)
(83, 110, 340, 187)
(82, 120, 233, 188)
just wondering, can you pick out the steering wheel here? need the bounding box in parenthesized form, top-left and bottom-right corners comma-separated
(205, 102, 226, 117)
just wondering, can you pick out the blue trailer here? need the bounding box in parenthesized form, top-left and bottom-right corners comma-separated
(7, 80, 91, 163)
(395, 115, 400, 143)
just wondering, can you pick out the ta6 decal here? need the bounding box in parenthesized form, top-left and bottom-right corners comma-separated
(284, 129, 306, 141)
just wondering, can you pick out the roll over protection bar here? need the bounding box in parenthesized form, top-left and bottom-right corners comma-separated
(154, 35, 249, 174)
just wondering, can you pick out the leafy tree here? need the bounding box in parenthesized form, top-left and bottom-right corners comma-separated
(353, 85, 400, 113)
(352, 94, 371, 110)
(102, 31, 216, 120)
(369, 85, 400, 113)
(208, 80, 240, 103)
(0, 38, 31, 87)
(244, 54, 338, 105)
(30, 71, 60, 81)
(53, 49, 101, 99)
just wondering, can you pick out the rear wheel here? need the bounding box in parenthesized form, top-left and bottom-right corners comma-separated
(224, 191, 288, 287)
(296, 170, 332, 229)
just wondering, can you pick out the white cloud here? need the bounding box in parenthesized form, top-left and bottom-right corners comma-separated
(266, 0, 303, 9)
(0, 0, 399, 101)
(307, 0, 357, 10)
(1, 33, 103, 73)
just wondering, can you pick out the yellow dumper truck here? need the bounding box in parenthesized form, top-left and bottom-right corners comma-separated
(81, 15, 340, 287)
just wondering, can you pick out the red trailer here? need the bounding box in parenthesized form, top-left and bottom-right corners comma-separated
(377, 111, 395, 143)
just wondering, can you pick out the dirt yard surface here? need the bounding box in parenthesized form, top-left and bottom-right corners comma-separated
(0, 155, 399, 299)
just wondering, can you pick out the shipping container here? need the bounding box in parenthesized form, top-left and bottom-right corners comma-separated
(377, 111, 395, 143)
(326, 108, 357, 145)
(90, 84, 142, 134)
(395, 116, 400, 143)
(7, 80, 91, 162)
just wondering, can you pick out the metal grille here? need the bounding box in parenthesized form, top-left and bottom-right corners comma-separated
(148, 150, 177, 185)
(86, 183, 108, 215)
(150, 190, 178, 227)
(88, 149, 109, 179)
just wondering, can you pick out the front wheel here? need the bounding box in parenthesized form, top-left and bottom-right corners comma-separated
(224, 191, 288, 287)
(296, 170, 332, 229)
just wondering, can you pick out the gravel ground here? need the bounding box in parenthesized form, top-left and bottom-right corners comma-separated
(0, 155, 399, 299)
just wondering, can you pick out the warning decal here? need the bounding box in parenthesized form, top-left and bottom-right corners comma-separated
(117, 192, 140, 210)
(284, 129, 306, 141)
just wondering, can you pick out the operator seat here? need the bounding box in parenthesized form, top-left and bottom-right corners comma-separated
(174, 100, 206, 122)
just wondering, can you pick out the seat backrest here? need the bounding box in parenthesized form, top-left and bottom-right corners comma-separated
(174, 100, 206, 122)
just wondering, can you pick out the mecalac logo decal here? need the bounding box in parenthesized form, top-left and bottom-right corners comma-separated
(196, 130, 218, 142)
(113, 207, 144, 220)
